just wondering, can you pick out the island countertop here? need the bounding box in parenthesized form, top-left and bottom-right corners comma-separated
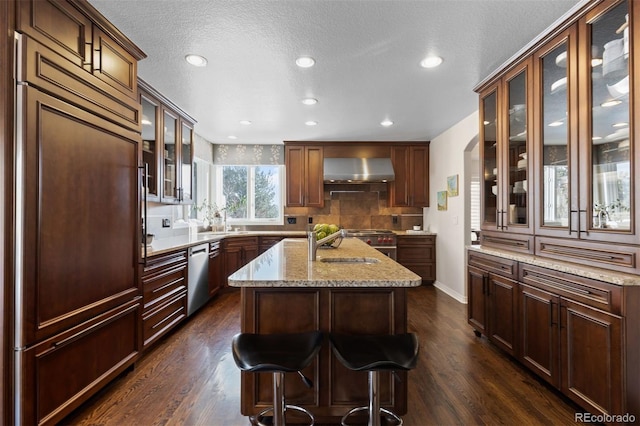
(228, 237, 421, 287)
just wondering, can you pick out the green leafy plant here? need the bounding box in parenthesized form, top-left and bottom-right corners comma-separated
(194, 199, 222, 223)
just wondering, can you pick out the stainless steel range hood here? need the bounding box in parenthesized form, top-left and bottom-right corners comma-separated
(323, 158, 395, 183)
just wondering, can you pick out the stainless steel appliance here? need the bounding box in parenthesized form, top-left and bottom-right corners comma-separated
(345, 229, 397, 260)
(188, 244, 210, 316)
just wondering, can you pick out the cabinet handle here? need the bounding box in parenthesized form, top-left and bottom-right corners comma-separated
(496, 211, 500, 230)
(140, 165, 148, 264)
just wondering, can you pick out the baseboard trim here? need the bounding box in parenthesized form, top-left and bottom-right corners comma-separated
(433, 281, 467, 304)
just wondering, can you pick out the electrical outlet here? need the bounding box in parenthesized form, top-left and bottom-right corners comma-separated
(162, 218, 171, 228)
(308, 217, 313, 224)
(287, 217, 296, 224)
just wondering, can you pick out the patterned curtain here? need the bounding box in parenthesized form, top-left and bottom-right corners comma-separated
(213, 144, 284, 165)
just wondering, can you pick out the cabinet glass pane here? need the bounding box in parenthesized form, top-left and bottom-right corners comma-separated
(141, 98, 157, 197)
(482, 91, 497, 225)
(507, 71, 528, 225)
(589, 1, 631, 230)
(541, 42, 569, 228)
(181, 123, 192, 201)
(163, 112, 177, 199)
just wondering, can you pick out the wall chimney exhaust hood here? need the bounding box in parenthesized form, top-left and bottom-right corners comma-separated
(323, 158, 395, 183)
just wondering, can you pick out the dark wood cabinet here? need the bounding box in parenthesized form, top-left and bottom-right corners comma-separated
(396, 235, 435, 283)
(140, 250, 188, 350)
(259, 236, 283, 254)
(209, 241, 223, 297)
(389, 144, 430, 207)
(467, 251, 519, 358)
(13, 1, 146, 423)
(285, 144, 324, 207)
(468, 248, 640, 418)
(138, 79, 195, 204)
(477, 0, 640, 272)
(223, 237, 259, 286)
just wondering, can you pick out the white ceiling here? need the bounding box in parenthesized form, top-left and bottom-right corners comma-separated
(89, 0, 583, 145)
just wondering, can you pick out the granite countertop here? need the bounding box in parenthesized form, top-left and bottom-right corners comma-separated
(228, 237, 422, 288)
(467, 245, 640, 286)
(144, 231, 306, 257)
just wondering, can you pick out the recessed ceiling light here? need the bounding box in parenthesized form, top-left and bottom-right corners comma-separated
(601, 100, 622, 108)
(592, 136, 602, 140)
(305, 120, 318, 126)
(613, 122, 628, 128)
(141, 118, 152, 126)
(228, 135, 238, 140)
(239, 120, 252, 125)
(296, 56, 315, 68)
(301, 98, 318, 105)
(420, 56, 443, 68)
(548, 121, 564, 127)
(185, 54, 207, 67)
(591, 58, 603, 67)
(483, 120, 490, 125)
(381, 120, 394, 127)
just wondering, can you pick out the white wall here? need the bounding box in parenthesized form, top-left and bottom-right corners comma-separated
(424, 110, 479, 303)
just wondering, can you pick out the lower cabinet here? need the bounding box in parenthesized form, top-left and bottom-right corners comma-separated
(223, 236, 259, 286)
(19, 299, 141, 425)
(396, 235, 436, 283)
(141, 250, 188, 350)
(468, 250, 639, 418)
(259, 236, 283, 254)
(209, 241, 223, 297)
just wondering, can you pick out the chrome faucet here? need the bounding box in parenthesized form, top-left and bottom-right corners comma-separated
(308, 229, 344, 261)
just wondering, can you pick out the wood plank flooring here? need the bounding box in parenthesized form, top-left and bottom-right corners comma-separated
(61, 286, 581, 425)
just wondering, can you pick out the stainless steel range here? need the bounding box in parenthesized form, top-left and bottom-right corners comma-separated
(344, 229, 397, 260)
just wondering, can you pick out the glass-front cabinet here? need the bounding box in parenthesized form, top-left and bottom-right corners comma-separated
(480, 59, 532, 241)
(180, 121, 194, 203)
(162, 110, 179, 201)
(141, 94, 160, 201)
(578, 0, 636, 244)
(480, 85, 499, 229)
(534, 27, 578, 237)
(139, 79, 197, 205)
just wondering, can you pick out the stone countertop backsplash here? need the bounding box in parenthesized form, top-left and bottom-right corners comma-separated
(467, 245, 640, 287)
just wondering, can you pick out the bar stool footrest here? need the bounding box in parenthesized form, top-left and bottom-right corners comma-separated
(340, 405, 403, 426)
(255, 404, 315, 426)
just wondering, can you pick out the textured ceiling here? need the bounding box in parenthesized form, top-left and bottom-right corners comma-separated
(89, 0, 583, 144)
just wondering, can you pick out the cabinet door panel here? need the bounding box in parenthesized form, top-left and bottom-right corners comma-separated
(18, 86, 140, 345)
(18, 0, 92, 70)
(467, 266, 487, 335)
(92, 27, 137, 100)
(410, 146, 429, 207)
(488, 275, 518, 357)
(480, 86, 500, 229)
(519, 283, 560, 387)
(285, 145, 304, 206)
(390, 145, 410, 206)
(561, 299, 623, 415)
(305, 146, 324, 207)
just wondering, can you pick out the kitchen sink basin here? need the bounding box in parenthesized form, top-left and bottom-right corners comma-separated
(320, 257, 380, 264)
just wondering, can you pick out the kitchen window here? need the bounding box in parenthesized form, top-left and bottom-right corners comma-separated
(212, 165, 284, 225)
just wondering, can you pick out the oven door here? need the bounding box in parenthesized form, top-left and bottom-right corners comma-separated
(373, 246, 397, 261)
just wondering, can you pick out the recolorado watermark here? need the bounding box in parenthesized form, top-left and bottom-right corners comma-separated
(575, 412, 636, 423)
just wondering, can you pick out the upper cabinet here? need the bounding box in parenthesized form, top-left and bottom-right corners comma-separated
(477, 0, 640, 273)
(139, 79, 195, 204)
(284, 144, 324, 207)
(389, 144, 430, 207)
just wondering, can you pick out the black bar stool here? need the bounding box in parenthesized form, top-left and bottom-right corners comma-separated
(232, 331, 323, 426)
(329, 333, 419, 426)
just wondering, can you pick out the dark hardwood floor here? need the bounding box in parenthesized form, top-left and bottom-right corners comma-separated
(61, 286, 581, 425)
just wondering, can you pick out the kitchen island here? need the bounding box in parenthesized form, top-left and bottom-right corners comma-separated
(228, 237, 421, 424)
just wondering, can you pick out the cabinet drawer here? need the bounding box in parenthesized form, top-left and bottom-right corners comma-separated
(210, 241, 221, 255)
(480, 231, 533, 254)
(397, 245, 435, 263)
(142, 290, 187, 349)
(223, 236, 259, 249)
(519, 263, 622, 315)
(143, 250, 188, 275)
(397, 235, 435, 246)
(20, 299, 140, 425)
(468, 250, 518, 279)
(142, 263, 187, 309)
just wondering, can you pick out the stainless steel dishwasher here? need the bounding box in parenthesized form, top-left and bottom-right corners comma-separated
(187, 243, 209, 316)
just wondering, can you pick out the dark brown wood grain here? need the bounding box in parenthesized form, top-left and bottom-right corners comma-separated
(61, 286, 582, 425)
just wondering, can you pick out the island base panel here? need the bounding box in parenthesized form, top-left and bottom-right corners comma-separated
(239, 287, 409, 421)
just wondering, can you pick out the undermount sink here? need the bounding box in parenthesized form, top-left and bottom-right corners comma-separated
(320, 257, 380, 264)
